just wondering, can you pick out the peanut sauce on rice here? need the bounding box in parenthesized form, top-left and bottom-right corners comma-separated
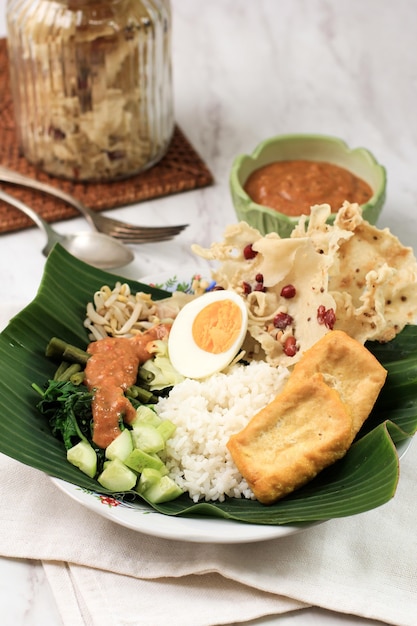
(244, 160, 373, 216)
(85, 323, 171, 449)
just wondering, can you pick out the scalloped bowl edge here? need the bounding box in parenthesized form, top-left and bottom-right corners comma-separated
(230, 134, 387, 237)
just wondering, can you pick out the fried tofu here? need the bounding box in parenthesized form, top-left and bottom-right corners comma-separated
(288, 330, 387, 437)
(227, 374, 353, 504)
(227, 330, 387, 505)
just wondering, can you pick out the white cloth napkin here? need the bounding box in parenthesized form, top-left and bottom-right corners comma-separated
(1, 303, 416, 626)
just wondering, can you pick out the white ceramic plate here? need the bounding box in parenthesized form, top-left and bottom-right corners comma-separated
(48, 269, 413, 544)
(51, 477, 313, 543)
(51, 437, 412, 544)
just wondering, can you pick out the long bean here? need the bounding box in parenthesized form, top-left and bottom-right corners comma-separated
(126, 385, 157, 404)
(70, 371, 85, 386)
(54, 362, 82, 382)
(46, 337, 90, 366)
(53, 361, 71, 381)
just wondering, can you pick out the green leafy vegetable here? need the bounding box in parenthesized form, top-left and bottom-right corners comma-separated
(34, 379, 94, 450)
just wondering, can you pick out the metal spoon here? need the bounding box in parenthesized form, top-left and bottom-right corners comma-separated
(0, 189, 134, 269)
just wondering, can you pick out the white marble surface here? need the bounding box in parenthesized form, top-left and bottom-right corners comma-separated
(0, 1, 415, 625)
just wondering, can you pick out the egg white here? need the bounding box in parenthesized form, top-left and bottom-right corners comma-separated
(168, 290, 249, 379)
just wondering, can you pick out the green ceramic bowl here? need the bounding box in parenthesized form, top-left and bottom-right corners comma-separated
(230, 134, 387, 237)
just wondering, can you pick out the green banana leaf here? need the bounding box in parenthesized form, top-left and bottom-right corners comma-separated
(0, 245, 416, 525)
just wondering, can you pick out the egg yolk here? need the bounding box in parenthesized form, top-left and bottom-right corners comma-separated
(192, 300, 243, 354)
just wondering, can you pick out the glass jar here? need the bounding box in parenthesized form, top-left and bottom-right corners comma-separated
(6, 0, 174, 182)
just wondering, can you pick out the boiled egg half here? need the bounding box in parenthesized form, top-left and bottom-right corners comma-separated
(168, 290, 249, 379)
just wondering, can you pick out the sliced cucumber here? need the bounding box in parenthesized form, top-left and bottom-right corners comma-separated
(137, 469, 183, 503)
(131, 405, 162, 428)
(97, 458, 137, 491)
(157, 419, 176, 442)
(132, 423, 165, 454)
(136, 467, 163, 492)
(124, 448, 166, 473)
(105, 428, 133, 462)
(67, 440, 97, 478)
(145, 476, 183, 503)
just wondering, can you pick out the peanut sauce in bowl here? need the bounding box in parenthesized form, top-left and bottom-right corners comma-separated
(230, 134, 386, 238)
(243, 159, 373, 217)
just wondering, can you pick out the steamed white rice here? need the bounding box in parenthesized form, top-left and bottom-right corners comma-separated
(155, 361, 290, 502)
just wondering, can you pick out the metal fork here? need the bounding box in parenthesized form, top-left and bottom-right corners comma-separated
(0, 165, 188, 243)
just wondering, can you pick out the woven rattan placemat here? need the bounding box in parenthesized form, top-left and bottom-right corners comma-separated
(0, 38, 213, 234)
